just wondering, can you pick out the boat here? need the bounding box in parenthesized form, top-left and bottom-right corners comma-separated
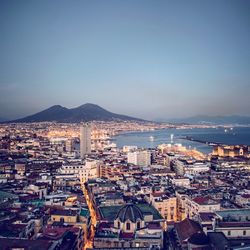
(149, 136, 154, 142)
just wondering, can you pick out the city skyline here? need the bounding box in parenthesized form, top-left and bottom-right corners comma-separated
(1, 1, 250, 247)
(1, 0, 250, 120)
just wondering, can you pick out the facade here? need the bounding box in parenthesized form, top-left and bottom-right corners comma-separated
(213, 209, 250, 238)
(80, 123, 91, 158)
(79, 160, 101, 183)
(171, 177, 190, 188)
(59, 162, 84, 175)
(175, 193, 221, 221)
(185, 196, 221, 219)
(66, 139, 74, 152)
(51, 209, 78, 224)
(59, 160, 100, 184)
(174, 159, 210, 176)
(150, 192, 178, 223)
(212, 145, 249, 158)
(127, 150, 151, 166)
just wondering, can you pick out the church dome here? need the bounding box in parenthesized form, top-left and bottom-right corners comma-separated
(116, 203, 143, 223)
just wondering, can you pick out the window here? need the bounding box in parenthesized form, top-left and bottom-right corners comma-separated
(228, 231, 231, 236)
(137, 221, 140, 229)
(243, 230, 246, 236)
(126, 222, 130, 230)
(118, 221, 120, 228)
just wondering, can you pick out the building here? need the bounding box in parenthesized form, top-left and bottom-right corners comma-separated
(79, 160, 101, 184)
(212, 209, 250, 238)
(94, 203, 164, 249)
(171, 177, 190, 188)
(59, 162, 84, 175)
(150, 192, 178, 223)
(59, 160, 101, 184)
(172, 218, 209, 250)
(123, 145, 138, 153)
(0, 238, 54, 250)
(66, 139, 74, 152)
(80, 123, 91, 158)
(212, 145, 249, 158)
(26, 183, 48, 199)
(127, 150, 151, 166)
(51, 209, 78, 224)
(185, 196, 221, 219)
(235, 194, 250, 207)
(174, 159, 210, 176)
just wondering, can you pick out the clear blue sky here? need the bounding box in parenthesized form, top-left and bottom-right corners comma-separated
(0, 0, 249, 120)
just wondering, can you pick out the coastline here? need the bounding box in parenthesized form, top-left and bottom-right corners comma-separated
(184, 135, 250, 147)
(111, 127, 250, 154)
(112, 128, 213, 154)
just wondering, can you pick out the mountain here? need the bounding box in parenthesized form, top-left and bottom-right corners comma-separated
(8, 103, 145, 123)
(169, 115, 250, 125)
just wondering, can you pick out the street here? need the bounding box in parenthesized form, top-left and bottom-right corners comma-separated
(82, 184, 97, 250)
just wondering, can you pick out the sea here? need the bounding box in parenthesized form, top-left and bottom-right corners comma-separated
(113, 127, 250, 154)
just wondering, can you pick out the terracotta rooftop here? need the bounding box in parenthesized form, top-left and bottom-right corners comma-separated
(174, 218, 202, 242)
(193, 197, 218, 205)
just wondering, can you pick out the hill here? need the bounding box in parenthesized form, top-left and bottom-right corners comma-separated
(169, 115, 250, 125)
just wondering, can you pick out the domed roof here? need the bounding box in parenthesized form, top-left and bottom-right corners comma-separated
(116, 203, 143, 223)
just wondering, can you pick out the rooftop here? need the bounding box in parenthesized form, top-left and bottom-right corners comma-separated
(116, 203, 143, 223)
(51, 209, 78, 217)
(0, 238, 53, 250)
(216, 209, 250, 219)
(99, 203, 163, 221)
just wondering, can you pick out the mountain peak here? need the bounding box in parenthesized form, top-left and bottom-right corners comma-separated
(8, 103, 144, 123)
(47, 105, 65, 110)
(77, 103, 101, 109)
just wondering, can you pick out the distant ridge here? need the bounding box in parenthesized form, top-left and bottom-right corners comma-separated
(8, 103, 145, 123)
(0, 117, 7, 122)
(168, 115, 250, 125)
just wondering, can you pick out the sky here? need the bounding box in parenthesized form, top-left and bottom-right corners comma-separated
(0, 0, 250, 120)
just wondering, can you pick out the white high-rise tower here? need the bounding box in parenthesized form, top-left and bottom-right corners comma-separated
(80, 123, 91, 158)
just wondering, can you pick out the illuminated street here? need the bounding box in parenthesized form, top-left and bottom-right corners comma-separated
(83, 184, 97, 250)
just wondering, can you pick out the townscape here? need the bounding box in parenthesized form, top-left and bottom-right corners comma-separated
(0, 121, 250, 249)
(1, 1, 250, 249)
